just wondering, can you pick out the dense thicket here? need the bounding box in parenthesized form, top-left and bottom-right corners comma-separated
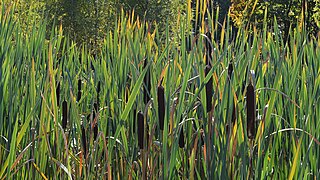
(1, 0, 319, 48)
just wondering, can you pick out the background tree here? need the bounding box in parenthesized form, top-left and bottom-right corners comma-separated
(229, 0, 319, 39)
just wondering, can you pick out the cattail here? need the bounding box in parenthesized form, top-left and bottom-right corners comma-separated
(97, 81, 101, 106)
(77, 79, 81, 102)
(246, 82, 255, 139)
(205, 65, 213, 112)
(81, 125, 87, 158)
(143, 59, 150, 104)
(137, 111, 144, 149)
(157, 85, 165, 131)
(93, 102, 98, 140)
(179, 126, 185, 148)
(205, 31, 212, 66)
(56, 81, 60, 106)
(228, 62, 233, 80)
(90, 61, 95, 71)
(97, 81, 101, 94)
(231, 103, 236, 124)
(62, 100, 67, 130)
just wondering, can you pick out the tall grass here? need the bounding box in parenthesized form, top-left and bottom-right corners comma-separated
(0, 1, 320, 179)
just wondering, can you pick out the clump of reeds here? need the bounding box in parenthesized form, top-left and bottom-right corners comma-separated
(246, 81, 255, 139)
(157, 85, 165, 131)
(62, 100, 67, 130)
(137, 111, 144, 149)
(77, 79, 81, 102)
(205, 65, 213, 112)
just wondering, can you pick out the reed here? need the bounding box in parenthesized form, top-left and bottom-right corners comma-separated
(246, 81, 255, 139)
(205, 65, 213, 112)
(81, 124, 87, 158)
(77, 79, 82, 102)
(157, 85, 165, 131)
(56, 81, 60, 106)
(137, 111, 144, 149)
(62, 100, 67, 130)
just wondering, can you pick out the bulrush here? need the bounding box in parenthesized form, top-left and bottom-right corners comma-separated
(56, 81, 60, 106)
(205, 65, 213, 113)
(62, 100, 67, 130)
(137, 111, 144, 149)
(77, 79, 81, 102)
(205, 31, 212, 66)
(228, 62, 233, 80)
(157, 85, 165, 131)
(143, 59, 151, 104)
(246, 81, 255, 139)
(81, 124, 87, 158)
(179, 126, 185, 148)
(93, 102, 98, 140)
(97, 81, 101, 106)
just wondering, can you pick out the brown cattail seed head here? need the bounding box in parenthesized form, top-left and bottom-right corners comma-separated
(81, 125, 87, 158)
(77, 79, 81, 102)
(56, 82, 60, 106)
(157, 85, 165, 131)
(205, 31, 212, 66)
(137, 111, 144, 149)
(62, 100, 67, 129)
(228, 62, 233, 80)
(143, 59, 151, 104)
(179, 126, 185, 148)
(205, 65, 213, 113)
(93, 102, 98, 140)
(246, 82, 255, 139)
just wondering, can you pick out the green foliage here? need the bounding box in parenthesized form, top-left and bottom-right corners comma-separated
(1, 1, 320, 179)
(230, 0, 320, 37)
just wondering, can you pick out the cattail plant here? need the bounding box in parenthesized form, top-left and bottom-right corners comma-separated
(81, 124, 87, 158)
(228, 62, 233, 81)
(205, 65, 213, 113)
(143, 59, 150, 104)
(77, 79, 81, 102)
(56, 81, 60, 106)
(137, 111, 144, 149)
(62, 100, 67, 130)
(97, 81, 101, 105)
(157, 85, 165, 131)
(93, 102, 98, 140)
(205, 31, 212, 66)
(246, 81, 255, 139)
(179, 125, 185, 148)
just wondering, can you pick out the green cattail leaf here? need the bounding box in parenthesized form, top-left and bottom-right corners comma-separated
(120, 63, 149, 120)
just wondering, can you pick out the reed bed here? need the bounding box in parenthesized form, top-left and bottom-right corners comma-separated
(0, 1, 320, 179)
